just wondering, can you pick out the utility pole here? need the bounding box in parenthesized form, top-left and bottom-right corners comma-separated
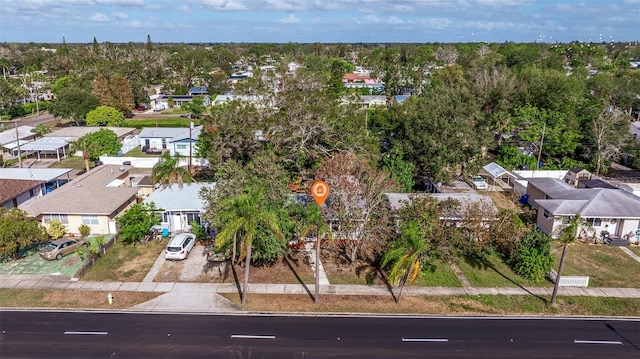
(536, 122, 546, 170)
(188, 119, 193, 174)
(14, 120, 22, 168)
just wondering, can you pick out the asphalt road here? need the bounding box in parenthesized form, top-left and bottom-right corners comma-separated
(1, 311, 638, 358)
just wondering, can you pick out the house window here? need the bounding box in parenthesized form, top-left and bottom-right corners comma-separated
(43, 214, 69, 224)
(561, 216, 572, 224)
(543, 209, 551, 219)
(587, 218, 602, 227)
(161, 139, 167, 149)
(186, 212, 200, 225)
(82, 215, 99, 226)
(177, 144, 187, 150)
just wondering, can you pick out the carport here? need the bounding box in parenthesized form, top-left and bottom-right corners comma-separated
(18, 137, 69, 162)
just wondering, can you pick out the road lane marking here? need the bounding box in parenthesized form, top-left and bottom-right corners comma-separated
(64, 331, 108, 335)
(231, 335, 276, 339)
(402, 338, 448, 342)
(574, 340, 622, 345)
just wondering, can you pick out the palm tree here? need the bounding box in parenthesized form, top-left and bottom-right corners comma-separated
(215, 189, 283, 304)
(298, 205, 333, 303)
(550, 214, 581, 305)
(70, 136, 94, 173)
(381, 220, 428, 303)
(151, 152, 193, 188)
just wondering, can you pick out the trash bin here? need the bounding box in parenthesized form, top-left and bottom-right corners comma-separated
(162, 228, 169, 237)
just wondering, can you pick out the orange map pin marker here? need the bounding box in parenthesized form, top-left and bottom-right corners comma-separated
(311, 181, 330, 206)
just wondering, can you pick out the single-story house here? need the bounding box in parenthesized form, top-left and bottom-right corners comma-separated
(143, 182, 214, 233)
(22, 165, 139, 235)
(386, 192, 498, 223)
(188, 86, 208, 96)
(0, 179, 44, 209)
(0, 168, 72, 208)
(530, 179, 640, 240)
(150, 94, 211, 110)
(138, 126, 203, 157)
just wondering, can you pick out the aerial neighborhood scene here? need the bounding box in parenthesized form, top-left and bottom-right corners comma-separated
(0, 0, 639, 357)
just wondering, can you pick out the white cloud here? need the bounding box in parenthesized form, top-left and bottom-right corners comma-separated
(89, 12, 109, 22)
(181, 4, 191, 12)
(113, 11, 128, 19)
(95, 0, 145, 5)
(278, 13, 301, 23)
(200, 0, 248, 11)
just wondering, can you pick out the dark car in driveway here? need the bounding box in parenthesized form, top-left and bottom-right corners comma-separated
(39, 238, 88, 261)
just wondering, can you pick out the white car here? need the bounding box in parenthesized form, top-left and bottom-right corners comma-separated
(165, 233, 196, 260)
(471, 176, 488, 190)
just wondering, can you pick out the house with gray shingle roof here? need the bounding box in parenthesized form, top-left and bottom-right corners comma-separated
(0, 179, 44, 209)
(531, 181, 640, 241)
(21, 165, 138, 235)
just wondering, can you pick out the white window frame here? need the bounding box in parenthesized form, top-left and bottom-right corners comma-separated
(81, 215, 99, 226)
(176, 144, 187, 150)
(543, 209, 551, 219)
(43, 214, 69, 224)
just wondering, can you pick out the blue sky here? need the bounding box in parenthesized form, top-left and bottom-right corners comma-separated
(0, 0, 638, 43)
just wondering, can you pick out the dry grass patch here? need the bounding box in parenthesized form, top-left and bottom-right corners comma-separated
(155, 259, 185, 282)
(551, 243, 640, 287)
(221, 293, 640, 316)
(216, 254, 315, 284)
(0, 289, 160, 309)
(81, 238, 168, 282)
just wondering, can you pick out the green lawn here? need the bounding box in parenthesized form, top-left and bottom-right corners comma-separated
(457, 253, 547, 288)
(122, 146, 161, 157)
(551, 243, 640, 287)
(414, 260, 462, 287)
(81, 238, 168, 282)
(124, 118, 198, 128)
(48, 156, 93, 171)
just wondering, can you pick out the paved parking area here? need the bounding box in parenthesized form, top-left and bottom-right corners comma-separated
(0, 250, 84, 276)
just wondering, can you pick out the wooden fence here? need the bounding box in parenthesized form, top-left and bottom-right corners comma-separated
(73, 235, 117, 279)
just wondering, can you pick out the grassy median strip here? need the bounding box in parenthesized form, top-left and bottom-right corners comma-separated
(0, 289, 161, 310)
(220, 293, 640, 317)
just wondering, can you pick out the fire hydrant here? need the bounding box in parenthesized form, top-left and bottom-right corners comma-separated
(107, 293, 113, 305)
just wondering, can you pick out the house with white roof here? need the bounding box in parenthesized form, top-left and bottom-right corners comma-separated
(143, 182, 214, 233)
(138, 126, 202, 157)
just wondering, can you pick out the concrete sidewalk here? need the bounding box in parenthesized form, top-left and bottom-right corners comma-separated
(2, 274, 640, 313)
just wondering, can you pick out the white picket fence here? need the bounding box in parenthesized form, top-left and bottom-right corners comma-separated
(548, 269, 590, 287)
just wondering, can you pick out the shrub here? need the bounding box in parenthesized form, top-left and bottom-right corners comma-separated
(190, 221, 206, 242)
(508, 229, 553, 282)
(78, 224, 91, 237)
(46, 220, 66, 239)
